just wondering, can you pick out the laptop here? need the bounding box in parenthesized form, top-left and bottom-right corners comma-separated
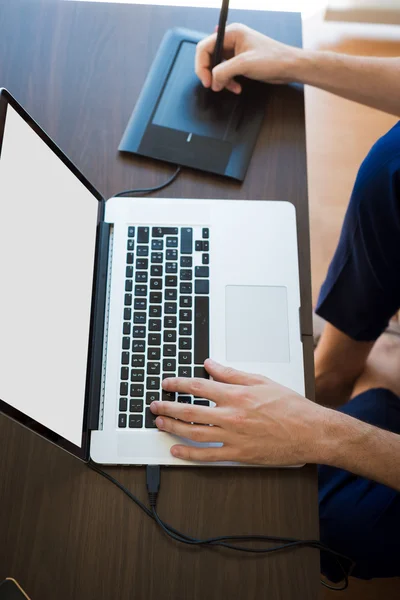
(0, 89, 305, 466)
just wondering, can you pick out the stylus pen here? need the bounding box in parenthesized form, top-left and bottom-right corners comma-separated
(211, 0, 230, 69)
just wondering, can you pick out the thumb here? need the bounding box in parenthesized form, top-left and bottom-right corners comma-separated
(211, 55, 246, 92)
(205, 359, 267, 386)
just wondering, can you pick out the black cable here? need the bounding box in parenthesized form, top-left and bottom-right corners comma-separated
(88, 462, 355, 592)
(113, 166, 182, 198)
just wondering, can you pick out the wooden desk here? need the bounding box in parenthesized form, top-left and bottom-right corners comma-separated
(0, 1, 318, 599)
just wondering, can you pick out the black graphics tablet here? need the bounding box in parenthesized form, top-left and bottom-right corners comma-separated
(119, 28, 269, 181)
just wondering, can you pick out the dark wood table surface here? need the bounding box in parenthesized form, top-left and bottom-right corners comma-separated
(0, 1, 318, 599)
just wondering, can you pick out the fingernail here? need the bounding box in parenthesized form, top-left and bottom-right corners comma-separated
(156, 417, 164, 429)
(206, 358, 216, 366)
(162, 379, 170, 389)
(150, 401, 159, 412)
(171, 447, 182, 458)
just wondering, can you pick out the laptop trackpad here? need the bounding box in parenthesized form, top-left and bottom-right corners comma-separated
(225, 286, 290, 363)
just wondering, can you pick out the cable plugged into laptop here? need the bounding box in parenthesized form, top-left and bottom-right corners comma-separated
(146, 465, 161, 509)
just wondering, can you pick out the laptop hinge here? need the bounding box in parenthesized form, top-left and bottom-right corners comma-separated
(87, 221, 112, 430)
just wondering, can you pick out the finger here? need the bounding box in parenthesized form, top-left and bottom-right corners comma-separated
(151, 400, 223, 426)
(155, 415, 226, 443)
(195, 29, 238, 87)
(170, 443, 234, 462)
(211, 54, 247, 92)
(205, 359, 267, 386)
(162, 376, 237, 405)
(225, 80, 242, 95)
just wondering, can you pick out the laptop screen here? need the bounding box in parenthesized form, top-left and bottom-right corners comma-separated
(0, 96, 100, 454)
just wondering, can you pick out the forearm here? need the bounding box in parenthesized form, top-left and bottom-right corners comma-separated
(293, 50, 400, 117)
(319, 409, 400, 491)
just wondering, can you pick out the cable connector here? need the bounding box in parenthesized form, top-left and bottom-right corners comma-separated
(146, 465, 161, 509)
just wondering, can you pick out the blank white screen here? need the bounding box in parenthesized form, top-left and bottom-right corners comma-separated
(0, 105, 99, 446)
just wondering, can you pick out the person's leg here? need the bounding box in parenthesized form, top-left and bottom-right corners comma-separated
(314, 124, 400, 404)
(318, 388, 400, 582)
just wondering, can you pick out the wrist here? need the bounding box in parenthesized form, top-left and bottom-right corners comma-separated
(290, 48, 327, 85)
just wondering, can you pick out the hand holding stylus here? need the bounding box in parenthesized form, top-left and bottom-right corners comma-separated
(195, 23, 302, 94)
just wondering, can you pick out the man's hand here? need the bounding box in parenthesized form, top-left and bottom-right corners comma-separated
(150, 358, 331, 465)
(195, 23, 302, 94)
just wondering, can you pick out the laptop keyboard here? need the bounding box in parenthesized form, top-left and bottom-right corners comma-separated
(118, 226, 210, 429)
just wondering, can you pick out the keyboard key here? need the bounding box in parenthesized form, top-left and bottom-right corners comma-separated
(164, 330, 177, 343)
(162, 390, 176, 402)
(178, 396, 191, 403)
(151, 252, 163, 264)
(203, 241, 209, 251)
(195, 296, 209, 364)
(151, 265, 163, 277)
(138, 227, 149, 243)
(124, 308, 132, 321)
(166, 249, 178, 261)
(132, 340, 145, 352)
(195, 280, 209, 295)
(123, 322, 131, 335)
(125, 279, 133, 292)
(166, 236, 178, 248)
(202, 253, 209, 265)
(180, 283, 192, 294)
(137, 245, 149, 257)
(178, 366, 192, 377)
(130, 384, 144, 397)
(149, 319, 161, 332)
(130, 399, 143, 413)
(148, 348, 161, 360)
(149, 305, 162, 317)
(150, 292, 162, 304)
(118, 413, 127, 428)
(165, 276, 178, 287)
(179, 338, 192, 350)
(134, 313, 146, 324)
(150, 279, 162, 290)
(146, 391, 159, 404)
(134, 298, 147, 310)
(164, 302, 177, 315)
(124, 294, 132, 306)
(195, 266, 209, 278)
(180, 227, 193, 254)
(179, 352, 191, 364)
(131, 370, 144, 382)
(152, 227, 178, 237)
(145, 407, 158, 427)
(121, 369, 129, 383)
(120, 382, 128, 396)
(163, 359, 176, 371)
(166, 262, 177, 274)
(128, 226, 135, 238)
(148, 333, 161, 345)
(179, 323, 192, 336)
(119, 398, 128, 411)
(163, 373, 176, 381)
(152, 239, 163, 250)
(164, 316, 177, 328)
(165, 289, 177, 301)
(127, 252, 134, 265)
(147, 377, 160, 390)
(122, 337, 130, 350)
(147, 362, 161, 375)
(135, 272, 148, 283)
(135, 285, 147, 297)
(133, 327, 146, 338)
(194, 366, 209, 379)
(129, 414, 143, 428)
(202, 228, 209, 239)
(180, 256, 192, 267)
(121, 351, 129, 365)
(163, 345, 176, 357)
(195, 241, 203, 251)
(126, 266, 133, 278)
(127, 238, 135, 251)
(180, 309, 192, 322)
(180, 270, 192, 281)
(180, 296, 192, 308)
(132, 354, 145, 368)
(194, 400, 210, 406)
(136, 258, 148, 270)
